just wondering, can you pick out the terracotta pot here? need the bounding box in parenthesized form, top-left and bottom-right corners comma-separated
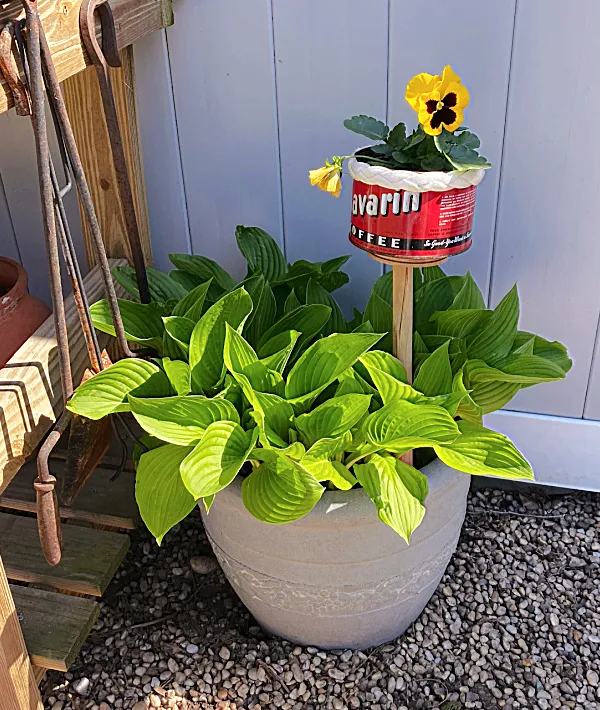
(201, 458, 470, 650)
(0, 257, 51, 368)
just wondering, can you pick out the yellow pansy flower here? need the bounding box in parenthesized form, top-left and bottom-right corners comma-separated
(407, 65, 470, 136)
(309, 159, 343, 198)
(405, 71, 441, 110)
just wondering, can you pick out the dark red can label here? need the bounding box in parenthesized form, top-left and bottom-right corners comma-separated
(349, 180, 477, 259)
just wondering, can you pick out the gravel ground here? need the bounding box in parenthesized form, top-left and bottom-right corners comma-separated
(42, 486, 600, 710)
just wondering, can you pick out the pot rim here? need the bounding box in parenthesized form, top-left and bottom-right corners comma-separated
(0, 256, 27, 311)
(348, 156, 485, 193)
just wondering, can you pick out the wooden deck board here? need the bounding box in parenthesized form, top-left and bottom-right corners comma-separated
(0, 460, 139, 530)
(0, 513, 130, 596)
(11, 585, 99, 672)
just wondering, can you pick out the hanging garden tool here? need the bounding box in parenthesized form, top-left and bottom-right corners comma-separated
(310, 66, 489, 465)
(0, 0, 150, 564)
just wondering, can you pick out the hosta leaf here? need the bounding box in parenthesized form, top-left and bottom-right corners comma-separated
(235, 225, 287, 283)
(286, 333, 382, 401)
(449, 271, 486, 310)
(360, 350, 408, 382)
(129, 394, 239, 446)
(224, 323, 258, 373)
(465, 356, 565, 386)
(284, 289, 301, 314)
(113, 265, 188, 303)
(189, 288, 253, 391)
(321, 255, 351, 274)
(363, 291, 392, 352)
(242, 456, 324, 524)
(301, 433, 355, 488)
(318, 270, 349, 293)
(163, 316, 195, 355)
(135, 444, 196, 545)
(469, 379, 521, 414)
(259, 330, 300, 373)
(354, 453, 427, 543)
(433, 309, 491, 339)
(172, 280, 212, 320)
(422, 265, 446, 283)
(452, 369, 483, 425)
(90, 299, 165, 352)
(362, 399, 459, 453)
(372, 270, 393, 304)
(467, 285, 519, 364)
(434, 421, 533, 479)
(257, 305, 331, 356)
(306, 279, 346, 336)
(181, 422, 258, 499)
(243, 275, 277, 348)
(413, 341, 453, 396)
(169, 253, 236, 294)
(363, 366, 422, 406)
(513, 332, 572, 374)
(415, 275, 464, 325)
(169, 269, 208, 294)
(343, 115, 389, 141)
(295, 394, 371, 446)
(161, 358, 191, 396)
(67, 359, 171, 420)
(112, 265, 141, 301)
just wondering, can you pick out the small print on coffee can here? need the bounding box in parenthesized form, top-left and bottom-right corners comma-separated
(349, 180, 477, 261)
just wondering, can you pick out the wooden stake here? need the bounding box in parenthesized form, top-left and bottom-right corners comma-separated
(392, 265, 413, 383)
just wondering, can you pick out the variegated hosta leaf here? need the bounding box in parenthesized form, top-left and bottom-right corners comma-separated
(354, 453, 428, 543)
(362, 399, 459, 454)
(242, 454, 324, 524)
(295, 394, 371, 446)
(129, 394, 239, 446)
(434, 421, 533, 480)
(67, 359, 172, 420)
(135, 443, 195, 545)
(181, 422, 258, 499)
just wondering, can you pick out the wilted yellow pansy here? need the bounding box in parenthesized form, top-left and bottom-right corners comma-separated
(309, 160, 343, 198)
(406, 65, 470, 136)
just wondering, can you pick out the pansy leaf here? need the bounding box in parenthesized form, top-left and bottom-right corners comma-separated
(343, 115, 389, 141)
(135, 444, 196, 545)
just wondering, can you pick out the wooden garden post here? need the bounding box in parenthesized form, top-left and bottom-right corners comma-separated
(0, 556, 43, 710)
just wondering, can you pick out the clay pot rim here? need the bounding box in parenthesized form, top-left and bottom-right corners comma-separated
(0, 256, 27, 310)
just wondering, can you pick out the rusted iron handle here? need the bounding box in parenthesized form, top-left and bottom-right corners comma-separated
(35, 412, 71, 566)
(79, 0, 121, 70)
(0, 22, 30, 115)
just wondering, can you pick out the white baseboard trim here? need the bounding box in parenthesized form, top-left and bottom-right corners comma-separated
(485, 410, 600, 493)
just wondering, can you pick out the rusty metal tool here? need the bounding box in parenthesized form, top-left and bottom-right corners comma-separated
(80, 0, 150, 305)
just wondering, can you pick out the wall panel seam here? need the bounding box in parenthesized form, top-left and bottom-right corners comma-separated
(268, 0, 287, 259)
(164, 28, 193, 255)
(0, 171, 21, 264)
(582, 308, 600, 418)
(485, 0, 519, 306)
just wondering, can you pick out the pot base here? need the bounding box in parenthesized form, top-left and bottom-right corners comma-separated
(201, 459, 470, 650)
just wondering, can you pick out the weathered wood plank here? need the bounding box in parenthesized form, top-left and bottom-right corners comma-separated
(11, 585, 99, 672)
(0, 259, 126, 495)
(0, 556, 43, 709)
(0, 512, 130, 596)
(0, 460, 139, 530)
(62, 47, 153, 269)
(0, 0, 173, 116)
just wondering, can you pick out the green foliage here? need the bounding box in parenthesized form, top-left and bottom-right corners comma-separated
(76, 252, 570, 548)
(344, 117, 490, 173)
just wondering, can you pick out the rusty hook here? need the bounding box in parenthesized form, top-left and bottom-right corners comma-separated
(79, 0, 121, 69)
(0, 21, 30, 115)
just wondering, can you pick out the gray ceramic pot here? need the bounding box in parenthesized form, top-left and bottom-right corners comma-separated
(200, 458, 470, 650)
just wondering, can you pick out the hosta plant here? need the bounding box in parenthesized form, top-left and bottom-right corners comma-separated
(95, 225, 353, 355)
(67, 283, 553, 547)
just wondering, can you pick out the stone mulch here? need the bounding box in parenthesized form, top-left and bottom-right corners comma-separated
(42, 485, 600, 710)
